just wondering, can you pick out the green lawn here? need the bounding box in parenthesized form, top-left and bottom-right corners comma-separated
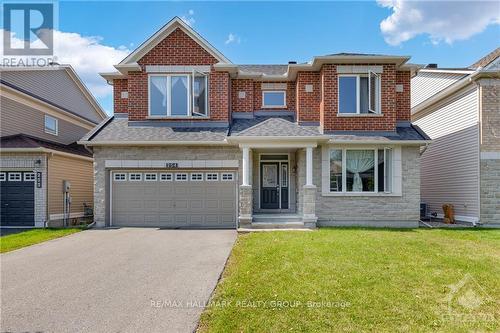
(199, 229, 500, 333)
(0, 228, 82, 253)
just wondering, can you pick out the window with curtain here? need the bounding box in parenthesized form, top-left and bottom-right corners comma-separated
(149, 72, 208, 117)
(338, 72, 380, 114)
(329, 148, 392, 193)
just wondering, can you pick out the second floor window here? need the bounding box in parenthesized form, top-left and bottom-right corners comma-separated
(149, 71, 208, 117)
(44, 115, 58, 135)
(338, 72, 380, 114)
(262, 91, 286, 108)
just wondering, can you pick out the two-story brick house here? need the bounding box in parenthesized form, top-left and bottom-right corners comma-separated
(80, 17, 430, 229)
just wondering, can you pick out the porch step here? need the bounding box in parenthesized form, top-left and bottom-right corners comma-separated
(251, 221, 308, 229)
(252, 214, 303, 223)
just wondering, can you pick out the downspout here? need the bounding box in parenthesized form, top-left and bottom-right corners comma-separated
(44, 153, 51, 228)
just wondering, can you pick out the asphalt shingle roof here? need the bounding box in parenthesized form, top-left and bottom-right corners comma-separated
(0, 134, 92, 157)
(230, 117, 322, 137)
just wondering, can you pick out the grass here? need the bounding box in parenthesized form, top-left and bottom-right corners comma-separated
(0, 228, 82, 253)
(198, 228, 500, 332)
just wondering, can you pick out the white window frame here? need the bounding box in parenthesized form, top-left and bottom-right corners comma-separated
(24, 172, 35, 181)
(148, 73, 209, 118)
(221, 173, 234, 181)
(190, 173, 203, 181)
(159, 173, 173, 181)
(114, 173, 127, 181)
(0, 173, 5, 181)
(328, 147, 392, 194)
(144, 173, 157, 181)
(262, 90, 286, 108)
(129, 173, 142, 181)
(338, 73, 381, 115)
(44, 115, 58, 135)
(8, 173, 22, 181)
(175, 173, 188, 181)
(206, 173, 219, 181)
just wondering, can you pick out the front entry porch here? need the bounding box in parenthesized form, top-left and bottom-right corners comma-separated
(238, 145, 318, 229)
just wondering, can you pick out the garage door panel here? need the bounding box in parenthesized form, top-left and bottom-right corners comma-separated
(112, 170, 236, 228)
(1, 172, 35, 227)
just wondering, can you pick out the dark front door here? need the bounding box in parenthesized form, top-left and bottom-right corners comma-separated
(260, 162, 280, 209)
(1, 172, 35, 227)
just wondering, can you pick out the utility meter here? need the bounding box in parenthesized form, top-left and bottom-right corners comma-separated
(63, 180, 71, 193)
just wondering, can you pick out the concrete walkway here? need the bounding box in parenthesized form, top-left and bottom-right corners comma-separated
(1, 228, 236, 333)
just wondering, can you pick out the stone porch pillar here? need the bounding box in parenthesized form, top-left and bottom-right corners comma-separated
(239, 147, 252, 227)
(303, 146, 317, 227)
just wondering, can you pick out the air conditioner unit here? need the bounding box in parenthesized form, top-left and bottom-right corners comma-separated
(420, 203, 428, 219)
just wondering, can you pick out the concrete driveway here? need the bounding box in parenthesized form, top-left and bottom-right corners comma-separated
(1, 228, 236, 333)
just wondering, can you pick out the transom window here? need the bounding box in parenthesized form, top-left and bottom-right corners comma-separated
(338, 72, 380, 114)
(24, 173, 35, 181)
(175, 173, 188, 181)
(149, 71, 208, 117)
(114, 173, 126, 181)
(190, 173, 203, 181)
(329, 148, 392, 193)
(262, 91, 286, 108)
(206, 173, 219, 181)
(44, 115, 58, 135)
(221, 173, 234, 181)
(144, 173, 157, 181)
(160, 173, 173, 181)
(8, 173, 22, 181)
(129, 173, 142, 181)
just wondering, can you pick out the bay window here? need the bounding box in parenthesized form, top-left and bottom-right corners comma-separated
(149, 70, 208, 117)
(329, 148, 392, 193)
(338, 71, 380, 114)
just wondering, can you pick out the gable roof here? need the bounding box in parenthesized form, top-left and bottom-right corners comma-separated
(469, 47, 500, 69)
(0, 134, 92, 157)
(119, 16, 231, 66)
(0, 65, 107, 123)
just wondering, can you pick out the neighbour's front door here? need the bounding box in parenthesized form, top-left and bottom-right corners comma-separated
(260, 162, 279, 209)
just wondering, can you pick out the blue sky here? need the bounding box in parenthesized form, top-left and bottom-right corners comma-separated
(49, 1, 500, 113)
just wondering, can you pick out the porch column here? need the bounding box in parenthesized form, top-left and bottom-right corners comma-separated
(239, 146, 252, 228)
(306, 146, 313, 186)
(303, 146, 317, 228)
(242, 147, 250, 186)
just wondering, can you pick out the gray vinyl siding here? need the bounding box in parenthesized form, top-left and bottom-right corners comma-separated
(413, 87, 480, 221)
(411, 72, 467, 108)
(1, 96, 90, 145)
(1, 69, 103, 123)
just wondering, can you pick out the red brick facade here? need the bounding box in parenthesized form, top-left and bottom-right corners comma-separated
(113, 27, 412, 130)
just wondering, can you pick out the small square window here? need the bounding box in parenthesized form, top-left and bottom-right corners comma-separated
(145, 173, 157, 181)
(129, 173, 142, 181)
(190, 173, 203, 181)
(221, 173, 234, 181)
(206, 173, 219, 181)
(0, 173, 6, 181)
(24, 172, 35, 181)
(175, 173, 188, 181)
(114, 173, 127, 181)
(8, 173, 22, 181)
(44, 115, 58, 135)
(160, 173, 173, 181)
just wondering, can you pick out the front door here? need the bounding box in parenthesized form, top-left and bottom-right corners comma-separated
(260, 162, 280, 209)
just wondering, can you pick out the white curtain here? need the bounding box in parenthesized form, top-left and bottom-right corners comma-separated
(346, 150, 374, 191)
(151, 76, 168, 107)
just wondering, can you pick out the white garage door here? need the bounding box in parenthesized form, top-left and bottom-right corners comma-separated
(111, 171, 237, 228)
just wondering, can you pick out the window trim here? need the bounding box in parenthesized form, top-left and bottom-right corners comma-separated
(159, 173, 173, 181)
(144, 173, 158, 181)
(8, 173, 22, 181)
(24, 172, 35, 181)
(175, 173, 188, 181)
(328, 147, 392, 194)
(190, 173, 204, 181)
(206, 173, 219, 181)
(337, 74, 381, 115)
(114, 173, 127, 181)
(262, 90, 287, 108)
(221, 173, 234, 181)
(44, 115, 58, 135)
(148, 73, 209, 118)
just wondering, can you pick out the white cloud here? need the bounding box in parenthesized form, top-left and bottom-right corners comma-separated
(225, 33, 241, 45)
(1, 29, 129, 99)
(378, 0, 500, 45)
(181, 10, 196, 26)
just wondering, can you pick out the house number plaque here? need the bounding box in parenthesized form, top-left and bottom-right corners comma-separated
(165, 162, 179, 168)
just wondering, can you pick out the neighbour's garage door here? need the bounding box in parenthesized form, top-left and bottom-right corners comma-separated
(0, 172, 35, 227)
(111, 171, 237, 228)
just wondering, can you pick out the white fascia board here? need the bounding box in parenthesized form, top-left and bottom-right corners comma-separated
(99, 72, 127, 82)
(115, 62, 142, 74)
(0, 148, 93, 161)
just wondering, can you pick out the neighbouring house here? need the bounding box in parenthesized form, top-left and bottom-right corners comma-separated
(79, 17, 430, 229)
(0, 65, 107, 227)
(412, 48, 500, 225)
